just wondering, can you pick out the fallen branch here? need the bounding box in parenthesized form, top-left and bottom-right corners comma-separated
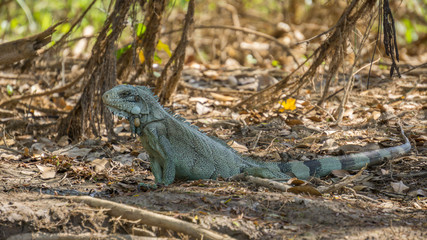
(7, 233, 168, 240)
(61, 196, 235, 240)
(0, 20, 65, 65)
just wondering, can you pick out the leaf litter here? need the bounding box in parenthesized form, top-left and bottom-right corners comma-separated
(1, 63, 425, 239)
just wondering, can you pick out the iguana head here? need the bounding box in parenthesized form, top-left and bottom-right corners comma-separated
(102, 85, 163, 135)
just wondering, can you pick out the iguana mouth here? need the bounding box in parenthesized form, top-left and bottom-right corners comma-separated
(105, 105, 143, 128)
(105, 104, 142, 133)
(105, 105, 131, 119)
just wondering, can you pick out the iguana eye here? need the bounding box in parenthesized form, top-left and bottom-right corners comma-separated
(119, 91, 131, 98)
(134, 95, 141, 102)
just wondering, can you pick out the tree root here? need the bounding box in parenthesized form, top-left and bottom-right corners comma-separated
(60, 196, 235, 240)
(7, 232, 169, 240)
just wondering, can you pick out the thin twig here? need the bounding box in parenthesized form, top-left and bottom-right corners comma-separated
(232, 174, 291, 192)
(46, 0, 97, 53)
(318, 165, 367, 193)
(0, 72, 84, 108)
(195, 25, 299, 65)
(179, 81, 255, 94)
(250, 130, 263, 150)
(293, 26, 336, 46)
(308, 104, 336, 122)
(264, 137, 278, 152)
(344, 186, 381, 204)
(163, 24, 299, 65)
(0, 145, 24, 155)
(352, 58, 380, 77)
(401, 62, 427, 74)
(337, 8, 377, 123)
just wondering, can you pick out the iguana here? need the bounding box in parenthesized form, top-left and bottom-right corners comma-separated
(102, 85, 411, 186)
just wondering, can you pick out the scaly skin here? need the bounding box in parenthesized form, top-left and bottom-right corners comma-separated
(103, 85, 411, 185)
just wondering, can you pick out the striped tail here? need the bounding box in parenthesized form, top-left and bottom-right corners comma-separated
(280, 126, 411, 180)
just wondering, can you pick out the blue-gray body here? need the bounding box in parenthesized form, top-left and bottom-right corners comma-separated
(103, 85, 411, 185)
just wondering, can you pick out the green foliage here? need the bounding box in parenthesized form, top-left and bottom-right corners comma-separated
(6, 85, 13, 96)
(136, 23, 146, 37)
(0, 0, 107, 42)
(116, 44, 132, 59)
(395, 0, 427, 44)
(241, 0, 283, 16)
(116, 23, 172, 65)
(401, 19, 417, 43)
(169, 0, 189, 9)
(379, 63, 388, 70)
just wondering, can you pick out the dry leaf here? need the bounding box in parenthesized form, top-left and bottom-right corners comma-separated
(36, 164, 56, 180)
(289, 178, 306, 186)
(112, 144, 130, 153)
(227, 140, 248, 153)
(288, 185, 322, 196)
(91, 158, 110, 173)
(210, 92, 235, 101)
(113, 125, 125, 134)
(411, 202, 422, 209)
(377, 103, 386, 112)
(391, 181, 409, 194)
(371, 111, 381, 120)
(52, 97, 67, 109)
(343, 108, 354, 120)
(189, 97, 209, 103)
(408, 189, 427, 198)
(56, 147, 91, 158)
(331, 169, 350, 178)
(307, 116, 322, 122)
(24, 147, 30, 157)
(352, 185, 367, 191)
(71, 166, 85, 174)
(321, 139, 336, 150)
(285, 118, 303, 126)
(301, 101, 310, 106)
(195, 102, 212, 115)
(203, 70, 219, 78)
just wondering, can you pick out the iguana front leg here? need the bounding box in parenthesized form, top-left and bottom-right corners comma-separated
(141, 121, 176, 185)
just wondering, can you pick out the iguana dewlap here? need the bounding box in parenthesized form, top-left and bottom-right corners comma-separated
(102, 85, 411, 185)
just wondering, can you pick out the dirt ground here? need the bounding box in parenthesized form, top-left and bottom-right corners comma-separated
(0, 0, 426, 239)
(1, 66, 426, 240)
